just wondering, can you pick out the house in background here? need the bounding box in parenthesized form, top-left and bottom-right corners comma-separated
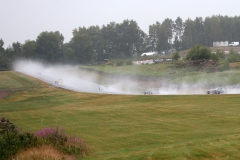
(213, 41, 229, 47)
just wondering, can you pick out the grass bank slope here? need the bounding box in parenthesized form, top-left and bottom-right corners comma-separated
(1, 71, 240, 159)
(0, 71, 48, 90)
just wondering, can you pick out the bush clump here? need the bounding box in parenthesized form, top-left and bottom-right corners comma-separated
(35, 126, 90, 156)
(186, 45, 211, 61)
(116, 59, 124, 66)
(0, 118, 89, 159)
(126, 59, 133, 65)
(0, 117, 37, 160)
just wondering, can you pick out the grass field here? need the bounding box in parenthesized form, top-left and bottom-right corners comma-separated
(1, 71, 240, 159)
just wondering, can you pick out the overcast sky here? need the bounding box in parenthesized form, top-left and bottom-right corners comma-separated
(1, 0, 240, 48)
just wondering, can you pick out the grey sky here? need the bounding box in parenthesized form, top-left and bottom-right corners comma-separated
(1, 0, 239, 48)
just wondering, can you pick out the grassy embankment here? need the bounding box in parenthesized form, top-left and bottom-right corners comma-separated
(81, 63, 240, 85)
(1, 70, 240, 159)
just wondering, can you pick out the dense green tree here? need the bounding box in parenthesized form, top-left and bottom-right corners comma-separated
(35, 31, 64, 62)
(181, 18, 194, 49)
(204, 16, 223, 46)
(219, 16, 232, 41)
(182, 17, 205, 49)
(87, 25, 105, 63)
(182, 15, 240, 49)
(101, 22, 119, 59)
(192, 17, 205, 45)
(157, 18, 173, 54)
(61, 42, 76, 64)
(173, 17, 184, 51)
(147, 22, 160, 52)
(0, 39, 10, 70)
(227, 16, 239, 42)
(0, 52, 10, 70)
(173, 17, 184, 41)
(70, 32, 93, 64)
(21, 40, 37, 58)
(12, 42, 22, 57)
(0, 39, 4, 52)
(115, 20, 145, 58)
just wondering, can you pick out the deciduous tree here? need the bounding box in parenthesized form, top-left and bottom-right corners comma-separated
(157, 18, 173, 54)
(0, 39, 4, 52)
(22, 40, 37, 58)
(70, 32, 93, 64)
(36, 31, 64, 62)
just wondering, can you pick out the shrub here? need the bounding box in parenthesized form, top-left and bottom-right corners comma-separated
(174, 61, 184, 68)
(35, 126, 90, 156)
(211, 53, 219, 61)
(172, 52, 180, 61)
(216, 50, 226, 59)
(0, 118, 37, 160)
(217, 60, 229, 71)
(126, 59, 133, 65)
(116, 59, 124, 66)
(227, 49, 240, 63)
(186, 45, 211, 61)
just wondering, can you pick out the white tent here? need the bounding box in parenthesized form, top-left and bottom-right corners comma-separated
(141, 52, 157, 56)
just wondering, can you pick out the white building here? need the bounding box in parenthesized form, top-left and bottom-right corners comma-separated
(141, 52, 157, 57)
(213, 41, 229, 47)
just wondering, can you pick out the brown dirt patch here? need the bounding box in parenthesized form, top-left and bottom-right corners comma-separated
(0, 91, 9, 100)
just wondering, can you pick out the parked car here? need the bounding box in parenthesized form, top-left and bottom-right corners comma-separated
(229, 42, 239, 46)
(207, 87, 226, 94)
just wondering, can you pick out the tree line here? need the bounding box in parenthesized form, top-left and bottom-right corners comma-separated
(0, 15, 240, 70)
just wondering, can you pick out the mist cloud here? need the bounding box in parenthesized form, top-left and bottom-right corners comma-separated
(13, 59, 240, 95)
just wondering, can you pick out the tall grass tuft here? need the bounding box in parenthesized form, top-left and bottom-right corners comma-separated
(10, 145, 76, 160)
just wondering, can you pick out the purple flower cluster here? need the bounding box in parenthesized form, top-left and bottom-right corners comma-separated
(34, 126, 90, 155)
(34, 126, 67, 145)
(67, 136, 87, 146)
(35, 126, 62, 138)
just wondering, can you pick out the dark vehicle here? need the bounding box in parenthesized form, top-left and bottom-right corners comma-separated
(207, 87, 226, 94)
(144, 88, 159, 95)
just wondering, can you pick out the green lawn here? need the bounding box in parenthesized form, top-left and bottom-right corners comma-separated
(1, 71, 240, 159)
